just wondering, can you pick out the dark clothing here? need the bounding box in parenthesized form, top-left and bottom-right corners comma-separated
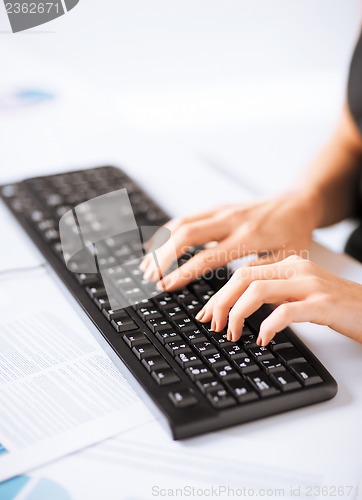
(345, 32, 362, 262)
(348, 33, 362, 133)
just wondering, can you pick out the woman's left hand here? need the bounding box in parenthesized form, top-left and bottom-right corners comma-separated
(196, 255, 362, 345)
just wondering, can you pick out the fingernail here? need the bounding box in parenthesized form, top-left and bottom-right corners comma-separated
(256, 335, 262, 346)
(227, 329, 232, 341)
(143, 267, 154, 281)
(139, 260, 147, 271)
(195, 310, 204, 321)
(156, 280, 165, 291)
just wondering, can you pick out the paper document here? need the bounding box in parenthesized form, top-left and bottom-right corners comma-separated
(0, 268, 155, 483)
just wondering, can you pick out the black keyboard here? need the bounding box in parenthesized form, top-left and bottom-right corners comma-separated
(0, 166, 338, 439)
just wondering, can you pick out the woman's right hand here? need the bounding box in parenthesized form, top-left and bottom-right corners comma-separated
(140, 190, 322, 291)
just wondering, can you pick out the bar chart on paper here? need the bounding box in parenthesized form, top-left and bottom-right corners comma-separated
(0, 445, 70, 500)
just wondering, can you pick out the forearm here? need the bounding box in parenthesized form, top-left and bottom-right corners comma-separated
(294, 105, 362, 228)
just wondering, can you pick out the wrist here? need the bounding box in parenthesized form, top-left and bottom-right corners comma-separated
(280, 188, 324, 231)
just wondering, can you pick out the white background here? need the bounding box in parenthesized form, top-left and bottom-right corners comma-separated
(0, 1, 361, 250)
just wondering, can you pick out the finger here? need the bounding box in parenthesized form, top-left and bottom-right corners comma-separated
(143, 216, 231, 282)
(142, 208, 225, 252)
(147, 214, 230, 282)
(198, 260, 295, 325)
(227, 280, 307, 341)
(143, 207, 269, 280)
(179, 207, 228, 223)
(140, 218, 183, 265)
(247, 253, 282, 267)
(198, 272, 244, 330)
(139, 251, 155, 272)
(156, 234, 241, 291)
(258, 301, 312, 346)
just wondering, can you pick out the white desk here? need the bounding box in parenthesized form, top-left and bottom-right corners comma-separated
(0, 50, 361, 500)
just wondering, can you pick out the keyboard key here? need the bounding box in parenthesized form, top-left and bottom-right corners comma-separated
(290, 363, 323, 386)
(174, 318, 197, 333)
(259, 359, 284, 374)
(122, 331, 148, 348)
(147, 319, 172, 333)
(111, 317, 138, 333)
(209, 332, 233, 348)
(76, 273, 100, 286)
(191, 280, 212, 294)
(174, 289, 192, 303)
(238, 334, 258, 349)
(207, 388, 236, 409)
(186, 365, 212, 381)
(179, 294, 199, 307)
(185, 302, 203, 316)
(233, 356, 259, 374)
(221, 344, 247, 360)
(270, 371, 302, 391)
(95, 297, 110, 310)
(213, 364, 240, 381)
(175, 352, 202, 368)
(152, 369, 180, 386)
(203, 352, 227, 368)
(132, 299, 154, 310)
(103, 308, 129, 322)
(268, 332, 293, 351)
(192, 282, 215, 302)
(166, 341, 191, 357)
(164, 305, 185, 321)
(154, 294, 174, 308)
(248, 346, 275, 361)
(124, 287, 144, 302)
(168, 389, 198, 408)
(193, 340, 217, 356)
(196, 378, 223, 393)
(86, 286, 106, 299)
(240, 325, 255, 336)
(246, 372, 280, 398)
(132, 343, 159, 360)
(142, 355, 169, 372)
(226, 379, 259, 403)
(155, 331, 182, 344)
(182, 329, 208, 345)
(43, 226, 60, 241)
(276, 347, 305, 366)
(137, 307, 163, 322)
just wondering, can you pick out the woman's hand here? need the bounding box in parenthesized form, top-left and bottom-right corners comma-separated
(196, 255, 362, 345)
(141, 191, 321, 291)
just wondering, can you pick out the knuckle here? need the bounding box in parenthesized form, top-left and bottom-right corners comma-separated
(177, 216, 190, 226)
(178, 224, 194, 240)
(212, 298, 225, 315)
(298, 258, 314, 273)
(222, 207, 237, 218)
(285, 254, 302, 263)
(222, 207, 243, 227)
(194, 250, 210, 266)
(228, 308, 240, 323)
(309, 275, 325, 292)
(248, 280, 263, 295)
(234, 266, 248, 281)
(277, 303, 292, 321)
